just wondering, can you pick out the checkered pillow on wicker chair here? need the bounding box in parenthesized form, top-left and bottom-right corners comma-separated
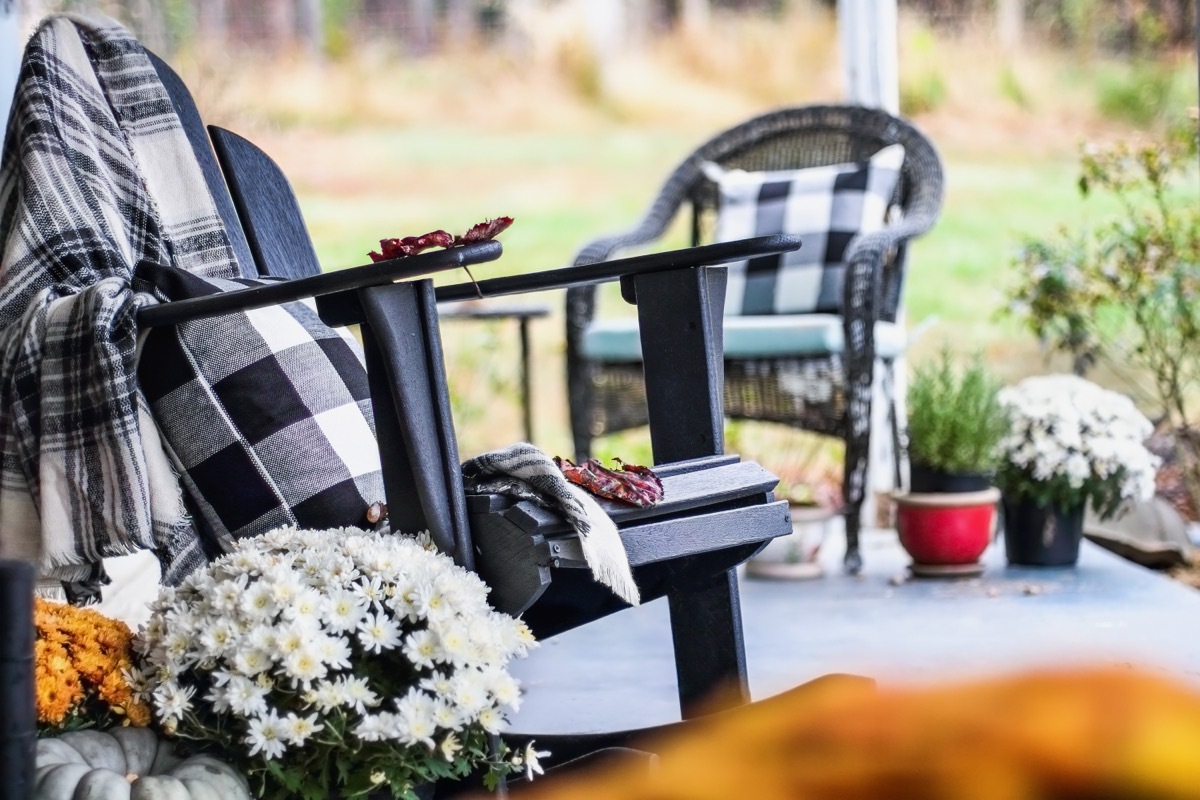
(136, 264, 385, 546)
(702, 143, 905, 316)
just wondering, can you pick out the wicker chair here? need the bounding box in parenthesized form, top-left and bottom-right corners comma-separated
(565, 105, 944, 572)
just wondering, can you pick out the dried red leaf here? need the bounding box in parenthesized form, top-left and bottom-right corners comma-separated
(554, 456, 664, 508)
(455, 216, 514, 246)
(368, 218, 514, 263)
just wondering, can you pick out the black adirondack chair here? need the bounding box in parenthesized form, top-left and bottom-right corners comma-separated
(0, 43, 802, 796)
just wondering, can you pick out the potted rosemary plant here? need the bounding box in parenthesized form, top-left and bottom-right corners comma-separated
(894, 350, 1009, 577)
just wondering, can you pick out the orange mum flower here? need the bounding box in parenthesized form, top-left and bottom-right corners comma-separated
(33, 598, 150, 734)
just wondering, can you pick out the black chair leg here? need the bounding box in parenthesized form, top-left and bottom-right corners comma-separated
(668, 566, 750, 719)
(0, 560, 35, 800)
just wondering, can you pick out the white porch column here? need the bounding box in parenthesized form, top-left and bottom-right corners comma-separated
(838, 0, 903, 526)
(837, 0, 899, 114)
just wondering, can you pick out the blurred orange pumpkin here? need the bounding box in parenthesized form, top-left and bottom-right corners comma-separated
(514, 668, 1200, 800)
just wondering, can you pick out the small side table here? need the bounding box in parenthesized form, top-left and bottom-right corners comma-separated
(438, 302, 551, 442)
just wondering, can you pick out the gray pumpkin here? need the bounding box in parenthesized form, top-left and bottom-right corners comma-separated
(35, 728, 251, 800)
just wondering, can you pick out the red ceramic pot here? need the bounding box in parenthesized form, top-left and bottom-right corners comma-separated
(893, 488, 1000, 574)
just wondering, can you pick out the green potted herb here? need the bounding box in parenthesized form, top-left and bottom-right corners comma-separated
(894, 349, 1009, 577)
(906, 348, 1009, 492)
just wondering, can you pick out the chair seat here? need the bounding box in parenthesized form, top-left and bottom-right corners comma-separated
(582, 314, 907, 362)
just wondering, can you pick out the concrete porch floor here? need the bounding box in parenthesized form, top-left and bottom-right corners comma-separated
(507, 525, 1200, 735)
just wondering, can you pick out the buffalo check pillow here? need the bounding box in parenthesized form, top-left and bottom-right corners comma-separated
(702, 143, 905, 316)
(136, 264, 385, 547)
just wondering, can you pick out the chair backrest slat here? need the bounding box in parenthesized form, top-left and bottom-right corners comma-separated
(209, 126, 324, 281)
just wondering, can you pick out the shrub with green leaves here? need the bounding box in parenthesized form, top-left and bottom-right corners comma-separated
(906, 349, 1008, 475)
(1007, 130, 1200, 512)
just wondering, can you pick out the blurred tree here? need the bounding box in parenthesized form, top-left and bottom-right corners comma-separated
(405, 0, 435, 54)
(445, 0, 479, 42)
(194, 0, 226, 41)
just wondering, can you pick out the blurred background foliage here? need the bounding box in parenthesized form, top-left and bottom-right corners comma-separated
(9, 0, 1199, 499)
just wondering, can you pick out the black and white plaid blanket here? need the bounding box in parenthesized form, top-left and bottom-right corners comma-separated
(0, 15, 239, 584)
(463, 443, 639, 605)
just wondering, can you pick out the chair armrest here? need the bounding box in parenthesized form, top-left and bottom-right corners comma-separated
(136, 240, 502, 328)
(434, 234, 800, 303)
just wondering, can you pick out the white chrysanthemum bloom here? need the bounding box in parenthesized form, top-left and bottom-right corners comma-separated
(357, 611, 404, 654)
(485, 669, 522, 712)
(394, 689, 439, 749)
(281, 712, 325, 747)
(199, 619, 239, 658)
(403, 629, 440, 670)
(153, 681, 195, 724)
(336, 675, 380, 714)
(162, 629, 193, 661)
(431, 697, 467, 731)
(246, 710, 289, 760)
(517, 741, 550, 782)
(232, 646, 272, 676)
(136, 525, 539, 792)
(439, 732, 463, 761)
(998, 375, 1160, 515)
(437, 626, 471, 667)
(241, 582, 278, 621)
(211, 575, 248, 612)
(283, 645, 328, 686)
(449, 670, 491, 715)
(324, 588, 367, 634)
(226, 675, 270, 718)
(477, 706, 505, 734)
(354, 711, 401, 742)
(356, 575, 388, 609)
(284, 587, 324, 624)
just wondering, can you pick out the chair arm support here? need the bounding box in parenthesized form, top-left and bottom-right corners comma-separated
(136, 240, 503, 328)
(434, 235, 800, 303)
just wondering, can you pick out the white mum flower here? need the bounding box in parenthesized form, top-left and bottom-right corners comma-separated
(283, 645, 328, 686)
(240, 582, 278, 621)
(312, 633, 353, 671)
(229, 676, 270, 717)
(245, 710, 289, 760)
(324, 588, 367, 633)
(357, 611, 403, 654)
(395, 690, 438, 748)
(353, 712, 401, 742)
(153, 682, 195, 724)
(449, 670, 489, 715)
(232, 647, 272, 677)
(477, 706, 505, 734)
(281, 711, 325, 746)
(337, 675, 380, 714)
(284, 587, 324, 624)
(402, 629, 440, 670)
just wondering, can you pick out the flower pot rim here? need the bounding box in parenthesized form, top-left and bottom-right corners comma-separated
(892, 487, 1001, 507)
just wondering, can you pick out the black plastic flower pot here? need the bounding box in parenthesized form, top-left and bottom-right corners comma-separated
(909, 463, 993, 494)
(1001, 495, 1085, 567)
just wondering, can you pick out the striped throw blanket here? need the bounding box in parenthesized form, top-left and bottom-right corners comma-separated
(0, 14, 239, 586)
(463, 443, 640, 605)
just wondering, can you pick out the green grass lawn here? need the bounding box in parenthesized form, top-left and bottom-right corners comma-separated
(219, 22, 1195, 483)
(273, 127, 1116, 477)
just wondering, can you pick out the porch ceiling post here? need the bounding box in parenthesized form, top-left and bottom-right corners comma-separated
(837, 0, 900, 114)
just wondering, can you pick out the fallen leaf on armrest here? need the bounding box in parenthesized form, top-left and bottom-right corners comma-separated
(554, 456, 664, 507)
(368, 217, 514, 262)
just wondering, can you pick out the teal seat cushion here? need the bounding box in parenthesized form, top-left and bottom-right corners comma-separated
(582, 315, 906, 362)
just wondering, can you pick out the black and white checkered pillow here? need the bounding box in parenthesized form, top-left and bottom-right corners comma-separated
(136, 265, 385, 546)
(703, 143, 905, 316)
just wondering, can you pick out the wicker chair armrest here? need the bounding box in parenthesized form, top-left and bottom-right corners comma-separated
(840, 224, 923, 359)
